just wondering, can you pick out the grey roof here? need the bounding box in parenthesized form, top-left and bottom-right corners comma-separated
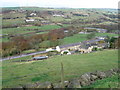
(97, 43, 108, 47)
(84, 27, 107, 31)
(82, 39, 104, 44)
(59, 39, 105, 49)
(33, 56, 48, 60)
(59, 42, 81, 48)
(80, 43, 91, 49)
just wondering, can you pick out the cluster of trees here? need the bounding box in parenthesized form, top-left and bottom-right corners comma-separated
(2, 33, 48, 57)
(2, 28, 66, 57)
(109, 37, 120, 49)
(49, 29, 65, 47)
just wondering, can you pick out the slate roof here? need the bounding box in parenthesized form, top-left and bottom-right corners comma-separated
(59, 42, 81, 48)
(82, 39, 104, 44)
(59, 39, 105, 49)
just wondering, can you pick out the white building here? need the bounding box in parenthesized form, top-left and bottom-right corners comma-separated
(25, 19, 35, 22)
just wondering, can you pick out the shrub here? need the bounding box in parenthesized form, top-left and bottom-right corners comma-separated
(98, 48, 103, 51)
(92, 47, 98, 51)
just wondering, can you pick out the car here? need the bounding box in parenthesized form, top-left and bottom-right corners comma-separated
(32, 56, 48, 60)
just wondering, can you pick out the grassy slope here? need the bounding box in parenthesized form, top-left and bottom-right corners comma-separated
(62, 33, 118, 45)
(83, 74, 119, 88)
(0, 37, 9, 42)
(40, 32, 118, 47)
(2, 19, 25, 27)
(1, 24, 63, 42)
(1, 25, 62, 35)
(62, 34, 88, 45)
(2, 49, 118, 87)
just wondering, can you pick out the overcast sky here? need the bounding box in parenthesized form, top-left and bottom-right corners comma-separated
(0, 0, 119, 8)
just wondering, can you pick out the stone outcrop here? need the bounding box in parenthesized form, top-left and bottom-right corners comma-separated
(16, 68, 119, 88)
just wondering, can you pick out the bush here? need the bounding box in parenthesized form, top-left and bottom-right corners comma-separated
(92, 47, 98, 51)
(98, 48, 103, 51)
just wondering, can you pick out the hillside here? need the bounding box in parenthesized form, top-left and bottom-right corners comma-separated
(2, 49, 118, 88)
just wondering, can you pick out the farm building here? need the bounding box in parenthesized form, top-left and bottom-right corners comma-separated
(25, 19, 35, 22)
(56, 42, 82, 52)
(56, 38, 109, 54)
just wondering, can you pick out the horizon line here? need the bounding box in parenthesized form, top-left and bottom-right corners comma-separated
(0, 6, 118, 9)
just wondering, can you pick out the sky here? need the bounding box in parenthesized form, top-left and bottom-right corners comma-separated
(0, 0, 119, 8)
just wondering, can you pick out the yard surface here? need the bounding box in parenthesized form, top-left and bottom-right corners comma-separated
(2, 49, 118, 88)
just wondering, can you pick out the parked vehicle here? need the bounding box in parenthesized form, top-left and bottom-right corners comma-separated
(32, 56, 48, 60)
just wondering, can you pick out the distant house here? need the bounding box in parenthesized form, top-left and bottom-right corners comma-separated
(53, 14, 64, 17)
(56, 42, 82, 52)
(96, 28, 107, 33)
(46, 48, 56, 52)
(95, 36, 107, 40)
(79, 31, 89, 34)
(64, 30, 69, 33)
(25, 19, 35, 22)
(84, 27, 107, 33)
(30, 13, 36, 16)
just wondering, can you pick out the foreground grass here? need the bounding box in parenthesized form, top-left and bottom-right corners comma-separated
(83, 74, 120, 88)
(2, 49, 118, 88)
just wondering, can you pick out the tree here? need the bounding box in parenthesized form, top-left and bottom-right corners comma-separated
(12, 35, 31, 55)
(109, 37, 118, 49)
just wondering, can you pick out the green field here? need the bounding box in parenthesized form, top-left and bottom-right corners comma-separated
(83, 74, 119, 88)
(1, 25, 62, 35)
(40, 33, 118, 47)
(62, 33, 118, 45)
(62, 34, 88, 45)
(96, 33, 118, 37)
(2, 49, 118, 88)
(0, 37, 9, 42)
(2, 19, 25, 28)
(1, 24, 65, 42)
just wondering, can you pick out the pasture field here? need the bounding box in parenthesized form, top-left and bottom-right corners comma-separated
(95, 33, 118, 37)
(40, 32, 118, 47)
(0, 37, 9, 42)
(83, 74, 119, 88)
(1, 25, 62, 35)
(2, 19, 25, 28)
(1, 24, 64, 42)
(2, 49, 118, 88)
(62, 33, 118, 45)
(62, 34, 88, 45)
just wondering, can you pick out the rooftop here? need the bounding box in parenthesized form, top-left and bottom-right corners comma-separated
(59, 38, 105, 49)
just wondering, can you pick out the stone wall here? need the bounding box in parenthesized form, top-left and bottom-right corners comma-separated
(16, 68, 119, 88)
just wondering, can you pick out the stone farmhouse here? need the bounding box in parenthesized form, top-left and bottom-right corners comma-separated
(56, 38, 109, 54)
(56, 42, 82, 52)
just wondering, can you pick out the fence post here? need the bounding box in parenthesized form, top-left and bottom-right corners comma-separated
(61, 62, 64, 88)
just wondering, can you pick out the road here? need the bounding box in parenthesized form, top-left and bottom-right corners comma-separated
(0, 50, 48, 61)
